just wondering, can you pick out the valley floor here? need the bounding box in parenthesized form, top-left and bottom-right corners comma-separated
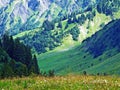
(0, 75, 120, 90)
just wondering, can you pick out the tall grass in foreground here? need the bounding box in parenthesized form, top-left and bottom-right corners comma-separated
(0, 75, 120, 90)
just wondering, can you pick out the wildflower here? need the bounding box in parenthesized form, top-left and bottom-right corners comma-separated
(44, 79, 47, 82)
(104, 80, 108, 84)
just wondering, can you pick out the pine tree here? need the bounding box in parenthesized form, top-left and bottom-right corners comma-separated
(32, 55, 39, 74)
(57, 21, 62, 28)
(8, 36, 14, 58)
(2, 34, 10, 52)
(43, 20, 54, 31)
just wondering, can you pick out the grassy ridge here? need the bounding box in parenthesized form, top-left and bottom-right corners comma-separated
(0, 75, 120, 90)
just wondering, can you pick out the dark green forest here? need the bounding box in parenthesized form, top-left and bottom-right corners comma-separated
(0, 34, 39, 78)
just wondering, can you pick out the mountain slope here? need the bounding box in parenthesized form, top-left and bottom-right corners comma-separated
(0, 0, 120, 55)
(14, 10, 112, 53)
(38, 19, 120, 75)
(12, 0, 120, 54)
(84, 19, 120, 57)
(0, 0, 94, 35)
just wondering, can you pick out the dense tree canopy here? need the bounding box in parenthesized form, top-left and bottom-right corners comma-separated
(0, 34, 40, 78)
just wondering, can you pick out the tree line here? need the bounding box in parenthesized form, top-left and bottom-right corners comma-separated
(0, 34, 39, 78)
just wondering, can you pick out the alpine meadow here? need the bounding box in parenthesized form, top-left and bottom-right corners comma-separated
(0, 0, 120, 90)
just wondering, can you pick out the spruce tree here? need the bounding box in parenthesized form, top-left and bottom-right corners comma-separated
(57, 21, 62, 28)
(33, 55, 39, 74)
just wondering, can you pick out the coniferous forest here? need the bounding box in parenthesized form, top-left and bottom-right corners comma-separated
(0, 34, 39, 78)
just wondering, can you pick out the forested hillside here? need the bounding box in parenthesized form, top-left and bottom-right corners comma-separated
(0, 34, 39, 78)
(13, 0, 120, 54)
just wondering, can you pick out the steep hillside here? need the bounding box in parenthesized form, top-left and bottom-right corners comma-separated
(84, 19, 120, 57)
(14, 10, 112, 53)
(0, 0, 94, 35)
(12, 0, 120, 54)
(38, 19, 120, 75)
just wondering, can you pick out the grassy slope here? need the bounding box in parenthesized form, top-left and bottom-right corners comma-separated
(86, 53, 120, 75)
(37, 12, 112, 75)
(38, 18, 120, 75)
(38, 45, 92, 75)
(38, 42, 120, 75)
(13, 28, 41, 39)
(0, 75, 120, 90)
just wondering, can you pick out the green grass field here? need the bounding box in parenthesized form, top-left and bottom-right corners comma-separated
(0, 75, 120, 90)
(38, 42, 120, 75)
